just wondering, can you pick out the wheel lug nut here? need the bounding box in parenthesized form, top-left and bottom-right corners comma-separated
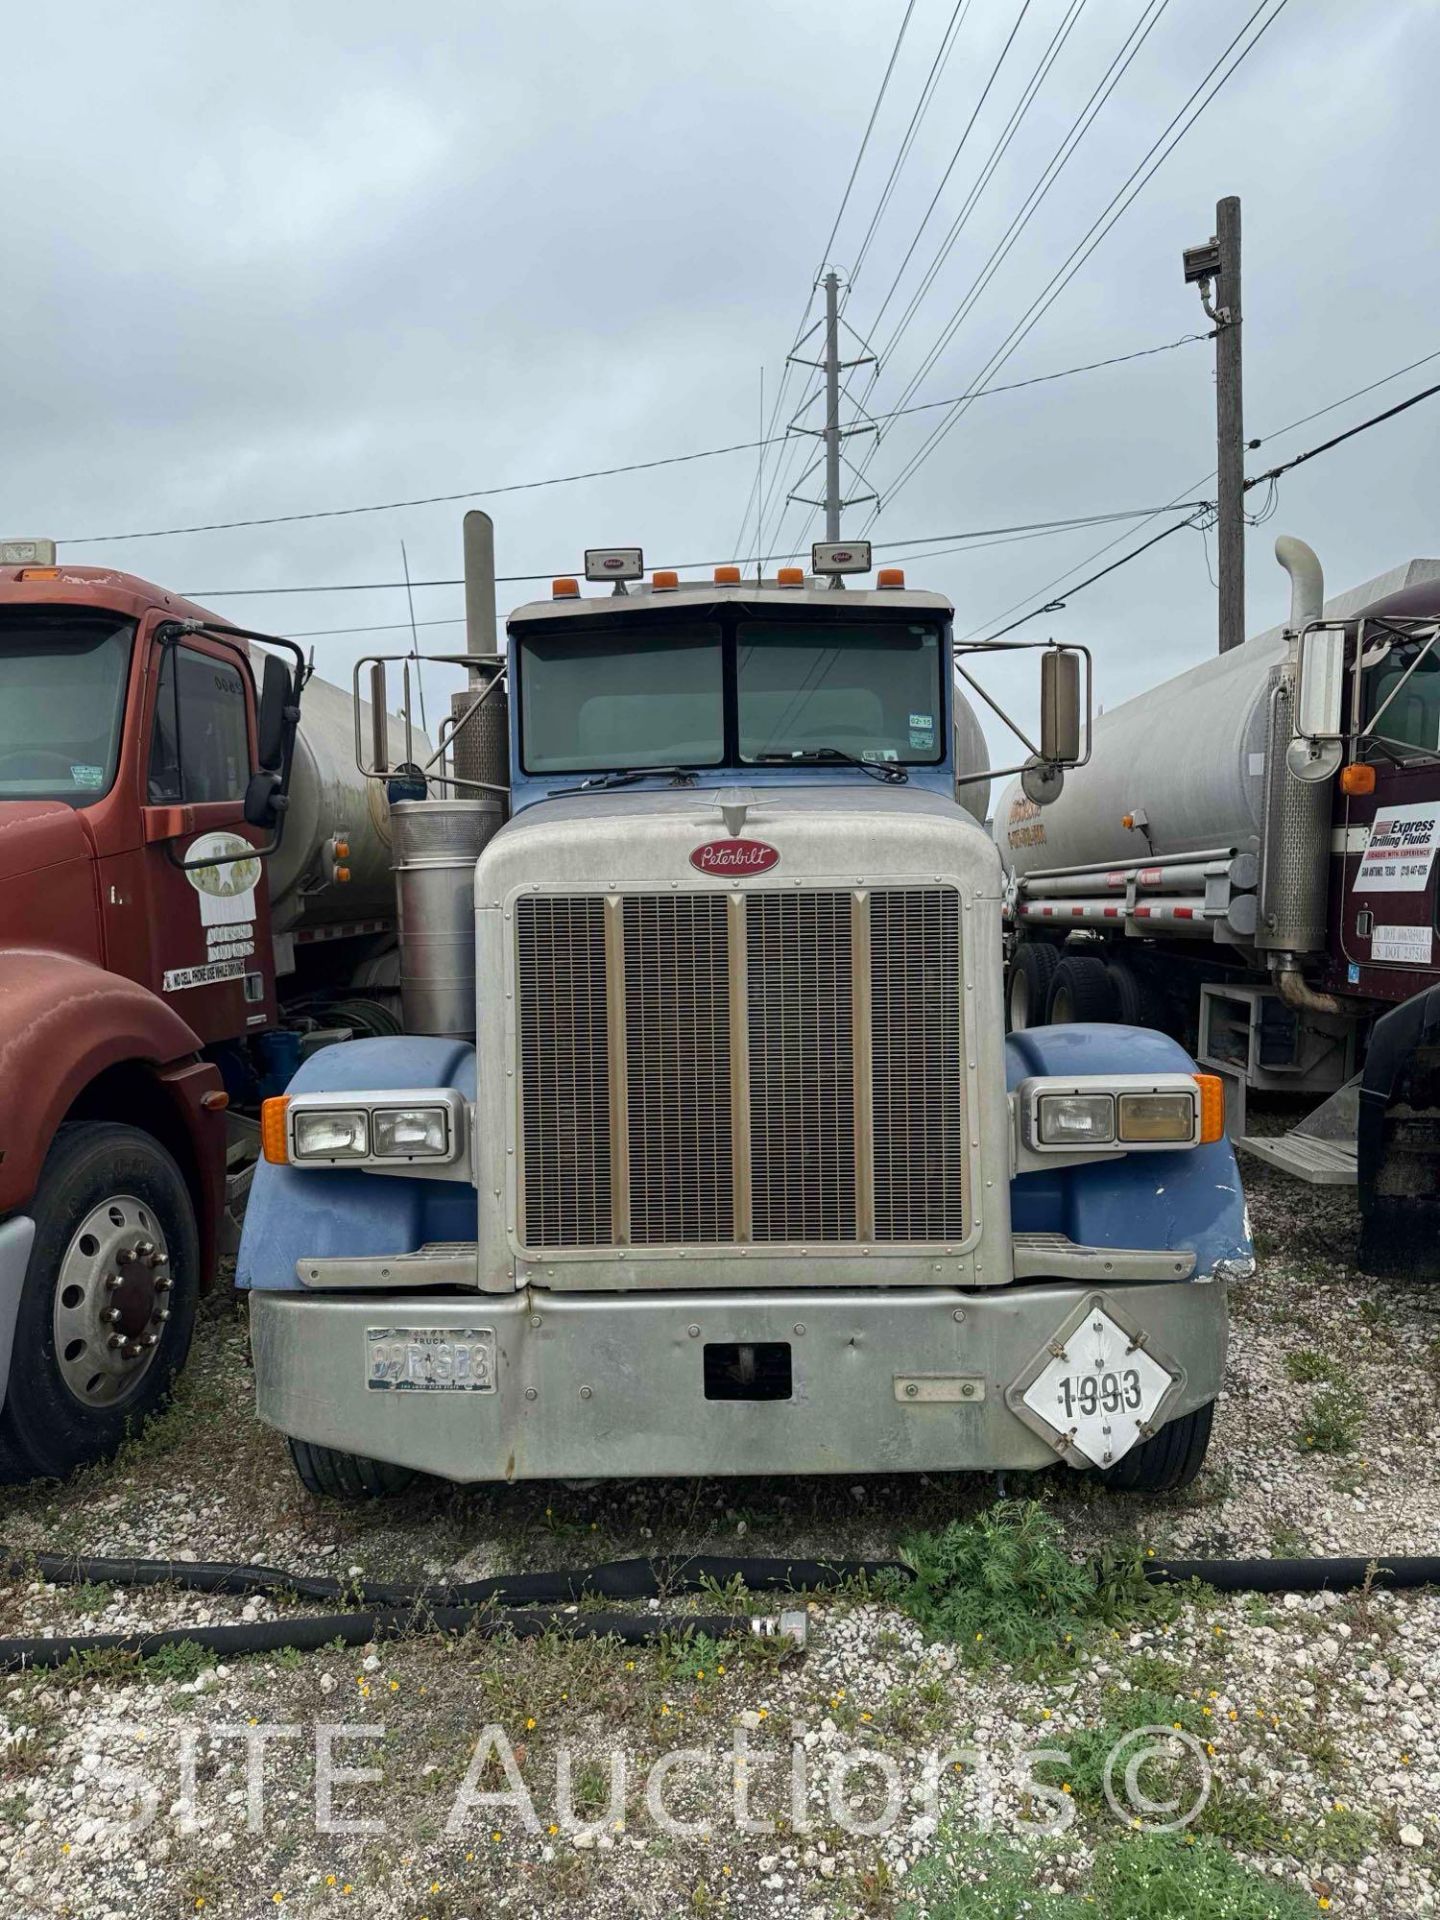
(105, 1273, 122, 1292)
(156, 1307, 171, 1323)
(103, 1307, 122, 1325)
(116, 1248, 133, 1267)
(107, 1334, 124, 1351)
(155, 1277, 173, 1294)
(144, 1333, 159, 1349)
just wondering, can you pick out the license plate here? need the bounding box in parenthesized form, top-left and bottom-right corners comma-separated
(365, 1327, 497, 1393)
(1019, 1306, 1175, 1467)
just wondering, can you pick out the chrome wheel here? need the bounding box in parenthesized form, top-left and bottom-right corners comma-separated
(51, 1195, 173, 1408)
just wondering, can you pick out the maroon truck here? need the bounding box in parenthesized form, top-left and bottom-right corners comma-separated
(0, 539, 403, 1480)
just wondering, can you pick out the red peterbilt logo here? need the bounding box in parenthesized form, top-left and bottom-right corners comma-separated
(689, 838, 780, 876)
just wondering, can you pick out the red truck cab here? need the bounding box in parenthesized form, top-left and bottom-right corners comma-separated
(0, 543, 291, 1480)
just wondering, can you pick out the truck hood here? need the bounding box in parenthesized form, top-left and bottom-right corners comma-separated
(0, 800, 94, 884)
(477, 781, 1002, 899)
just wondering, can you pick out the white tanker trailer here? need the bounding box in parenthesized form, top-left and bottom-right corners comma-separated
(996, 536, 1440, 1279)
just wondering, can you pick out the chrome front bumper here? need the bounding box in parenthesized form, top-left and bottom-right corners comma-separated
(250, 1279, 1226, 1484)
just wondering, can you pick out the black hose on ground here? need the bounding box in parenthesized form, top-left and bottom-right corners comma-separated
(3, 1550, 1436, 1675)
(0, 1608, 769, 1674)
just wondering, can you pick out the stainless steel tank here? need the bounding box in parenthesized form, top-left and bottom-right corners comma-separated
(267, 672, 429, 936)
(952, 684, 991, 827)
(391, 798, 504, 1037)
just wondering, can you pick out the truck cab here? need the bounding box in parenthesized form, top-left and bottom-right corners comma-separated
(239, 538, 1251, 1500)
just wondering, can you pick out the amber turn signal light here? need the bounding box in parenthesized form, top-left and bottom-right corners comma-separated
(1340, 762, 1376, 796)
(1193, 1074, 1225, 1145)
(260, 1096, 291, 1165)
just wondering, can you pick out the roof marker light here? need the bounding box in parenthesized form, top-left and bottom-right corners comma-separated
(875, 567, 905, 589)
(653, 570, 679, 590)
(552, 577, 580, 599)
(776, 566, 805, 588)
(714, 565, 742, 585)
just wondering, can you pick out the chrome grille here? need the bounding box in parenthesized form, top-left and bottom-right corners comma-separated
(870, 888, 967, 1240)
(516, 885, 966, 1254)
(747, 892, 857, 1241)
(516, 897, 611, 1246)
(623, 895, 734, 1243)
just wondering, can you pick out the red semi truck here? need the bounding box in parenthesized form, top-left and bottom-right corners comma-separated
(0, 538, 407, 1481)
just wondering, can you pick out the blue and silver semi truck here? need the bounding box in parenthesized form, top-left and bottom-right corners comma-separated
(238, 523, 1251, 1498)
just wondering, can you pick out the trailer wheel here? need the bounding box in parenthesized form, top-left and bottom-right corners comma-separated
(1105, 958, 1167, 1032)
(288, 1437, 416, 1499)
(1092, 1402, 1213, 1493)
(0, 1123, 198, 1484)
(1006, 942, 1060, 1031)
(1046, 955, 1118, 1023)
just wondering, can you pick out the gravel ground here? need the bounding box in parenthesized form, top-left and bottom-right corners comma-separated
(2, 1160, 1438, 1918)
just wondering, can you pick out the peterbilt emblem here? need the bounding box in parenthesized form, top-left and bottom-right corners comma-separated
(689, 838, 780, 876)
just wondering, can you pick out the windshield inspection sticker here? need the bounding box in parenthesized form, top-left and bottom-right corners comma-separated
(910, 727, 934, 748)
(909, 712, 933, 730)
(70, 763, 104, 789)
(1354, 802, 1440, 892)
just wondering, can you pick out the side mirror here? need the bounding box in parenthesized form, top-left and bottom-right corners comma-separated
(256, 652, 294, 771)
(243, 768, 284, 828)
(1294, 622, 1348, 740)
(1040, 647, 1083, 764)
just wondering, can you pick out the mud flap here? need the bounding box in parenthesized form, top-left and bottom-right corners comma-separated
(1357, 984, 1440, 1280)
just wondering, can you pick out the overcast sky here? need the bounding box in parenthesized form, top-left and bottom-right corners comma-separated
(5, 0, 1437, 773)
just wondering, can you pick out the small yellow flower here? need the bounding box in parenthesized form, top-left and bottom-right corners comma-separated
(697, 1670, 705, 1679)
(526, 1717, 537, 1730)
(491, 1830, 501, 1843)
(548, 1823, 559, 1836)
(60, 1844, 70, 1855)
(389, 1680, 399, 1693)
(722, 1865, 732, 1877)
(1184, 1834, 1195, 1847)
(326, 1877, 336, 1888)
(1202, 1706, 1212, 1717)
(1062, 1784, 1072, 1795)
(1319, 1901, 1331, 1912)
(1042, 1709, 1052, 1720)
(861, 1712, 872, 1722)
(613, 1818, 625, 1832)
(758, 1707, 768, 1719)
(431, 1883, 440, 1895)
(1146, 1547, 1155, 1558)
(717, 1664, 725, 1675)
(625, 1661, 635, 1672)
(660, 1703, 671, 1715)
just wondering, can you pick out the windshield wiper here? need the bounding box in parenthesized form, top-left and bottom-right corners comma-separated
(547, 764, 701, 796)
(754, 747, 908, 785)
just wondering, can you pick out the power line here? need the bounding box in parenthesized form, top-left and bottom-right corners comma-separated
(185, 501, 1213, 603)
(848, 0, 973, 289)
(1246, 345, 1440, 447)
(872, 0, 1094, 380)
(1245, 378, 1440, 484)
(866, 0, 1290, 523)
(815, 0, 920, 275)
(61, 435, 791, 547)
(864, 0, 1169, 441)
(971, 374, 1440, 642)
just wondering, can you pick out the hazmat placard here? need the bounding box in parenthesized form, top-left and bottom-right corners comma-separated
(1354, 802, 1440, 892)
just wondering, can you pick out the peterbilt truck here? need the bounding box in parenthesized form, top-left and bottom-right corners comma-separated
(998, 535, 1440, 1278)
(0, 538, 415, 1482)
(238, 533, 1250, 1499)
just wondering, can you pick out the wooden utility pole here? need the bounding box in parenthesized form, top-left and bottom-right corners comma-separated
(1183, 195, 1245, 652)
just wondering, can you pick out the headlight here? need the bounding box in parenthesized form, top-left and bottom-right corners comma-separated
(1036, 1093, 1115, 1145)
(372, 1105, 451, 1159)
(1117, 1091, 1196, 1143)
(292, 1108, 369, 1160)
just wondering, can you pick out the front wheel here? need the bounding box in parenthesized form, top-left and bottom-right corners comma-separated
(0, 1123, 199, 1483)
(288, 1437, 417, 1499)
(1090, 1402, 1214, 1493)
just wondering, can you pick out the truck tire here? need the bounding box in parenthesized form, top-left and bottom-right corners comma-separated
(1046, 955, 1118, 1024)
(1006, 941, 1060, 1031)
(1105, 958, 1167, 1032)
(0, 1123, 199, 1484)
(1091, 1402, 1213, 1493)
(288, 1437, 416, 1499)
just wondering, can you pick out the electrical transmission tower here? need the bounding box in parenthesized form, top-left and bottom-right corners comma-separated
(785, 270, 880, 541)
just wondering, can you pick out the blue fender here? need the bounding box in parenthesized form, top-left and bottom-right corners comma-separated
(237, 1037, 477, 1292)
(1006, 1024, 1252, 1281)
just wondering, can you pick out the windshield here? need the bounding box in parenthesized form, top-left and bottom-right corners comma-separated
(518, 613, 946, 775)
(0, 610, 135, 804)
(519, 623, 724, 772)
(738, 620, 942, 765)
(1361, 632, 1440, 758)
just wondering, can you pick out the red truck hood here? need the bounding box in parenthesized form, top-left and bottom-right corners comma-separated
(0, 800, 95, 883)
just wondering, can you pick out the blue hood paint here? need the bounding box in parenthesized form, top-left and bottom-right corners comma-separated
(1006, 1024, 1252, 1279)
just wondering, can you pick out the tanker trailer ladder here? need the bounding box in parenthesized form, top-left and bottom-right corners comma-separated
(4, 1545, 1439, 1673)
